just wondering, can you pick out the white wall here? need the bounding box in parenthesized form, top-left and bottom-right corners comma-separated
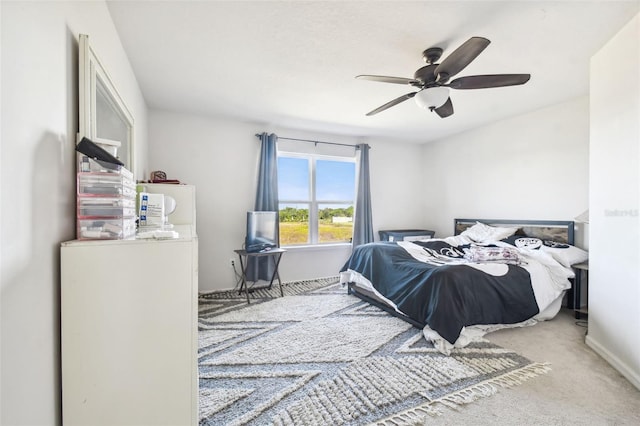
(149, 110, 427, 292)
(0, 1, 148, 424)
(587, 13, 640, 390)
(420, 96, 590, 244)
(0, 3, 635, 424)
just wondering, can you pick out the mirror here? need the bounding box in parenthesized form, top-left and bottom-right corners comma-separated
(78, 34, 134, 173)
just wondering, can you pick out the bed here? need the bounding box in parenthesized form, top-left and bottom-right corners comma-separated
(340, 218, 588, 354)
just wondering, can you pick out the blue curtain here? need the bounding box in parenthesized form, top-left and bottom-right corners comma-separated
(352, 144, 374, 248)
(255, 133, 279, 213)
(247, 132, 279, 282)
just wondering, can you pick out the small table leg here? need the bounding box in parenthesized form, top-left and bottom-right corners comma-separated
(237, 254, 251, 304)
(574, 269, 582, 319)
(271, 253, 284, 297)
(268, 252, 284, 297)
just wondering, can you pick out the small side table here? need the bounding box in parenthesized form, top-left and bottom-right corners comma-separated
(572, 262, 589, 319)
(234, 248, 286, 304)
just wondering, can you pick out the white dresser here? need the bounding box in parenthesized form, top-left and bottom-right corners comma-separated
(60, 225, 198, 425)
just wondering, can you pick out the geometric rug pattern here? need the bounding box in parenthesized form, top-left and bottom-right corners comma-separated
(198, 278, 550, 425)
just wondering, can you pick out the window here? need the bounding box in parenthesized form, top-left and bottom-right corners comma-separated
(278, 152, 355, 246)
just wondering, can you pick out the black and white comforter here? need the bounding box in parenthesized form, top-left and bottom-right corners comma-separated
(340, 235, 574, 353)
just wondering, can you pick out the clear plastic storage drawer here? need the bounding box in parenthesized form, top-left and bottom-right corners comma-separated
(78, 156, 134, 179)
(77, 197, 136, 218)
(77, 217, 137, 240)
(77, 173, 136, 198)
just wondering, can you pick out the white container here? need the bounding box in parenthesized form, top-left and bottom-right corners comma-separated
(138, 192, 165, 227)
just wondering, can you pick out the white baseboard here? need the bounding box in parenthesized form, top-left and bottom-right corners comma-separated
(586, 335, 640, 391)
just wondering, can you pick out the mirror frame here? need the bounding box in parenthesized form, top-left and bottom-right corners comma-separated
(78, 34, 135, 174)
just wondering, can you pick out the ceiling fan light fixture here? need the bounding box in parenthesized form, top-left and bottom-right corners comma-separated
(414, 87, 450, 110)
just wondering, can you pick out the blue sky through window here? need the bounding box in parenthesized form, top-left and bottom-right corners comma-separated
(278, 156, 355, 203)
(317, 160, 355, 201)
(278, 157, 309, 199)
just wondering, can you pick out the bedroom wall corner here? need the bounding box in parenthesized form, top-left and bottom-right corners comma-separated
(419, 96, 590, 239)
(587, 12, 640, 391)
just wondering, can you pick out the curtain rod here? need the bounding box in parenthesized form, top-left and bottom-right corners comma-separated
(254, 134, 365, 149)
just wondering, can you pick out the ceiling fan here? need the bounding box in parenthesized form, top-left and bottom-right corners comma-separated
(356, 37, 530, 118)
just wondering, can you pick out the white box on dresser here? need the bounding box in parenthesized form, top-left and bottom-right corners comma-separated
(60, 225, 198, 425)
(141, 183, 197, 231)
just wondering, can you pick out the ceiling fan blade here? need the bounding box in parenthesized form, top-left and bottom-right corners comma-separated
(356, 75, 419, 85)
(434, 37, 490, 81)
(434, 97, 454, 118)
(366, 92, 417, 116)
(448, 74, 531, 89)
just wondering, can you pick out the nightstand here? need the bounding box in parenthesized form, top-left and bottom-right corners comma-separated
(572, 262, 589, 319)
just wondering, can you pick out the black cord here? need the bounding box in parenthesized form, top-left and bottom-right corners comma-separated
(575, 320, 588, 328)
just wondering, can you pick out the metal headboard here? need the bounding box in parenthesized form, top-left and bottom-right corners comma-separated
(454, 218, 575, 245)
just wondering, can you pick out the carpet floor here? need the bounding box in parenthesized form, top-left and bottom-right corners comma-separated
(198, 278, 550, 425)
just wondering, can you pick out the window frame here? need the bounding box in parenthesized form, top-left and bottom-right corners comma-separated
(277, 150, 356, 246)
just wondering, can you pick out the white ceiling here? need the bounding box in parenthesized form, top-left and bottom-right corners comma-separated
(107, 1, 639, 143)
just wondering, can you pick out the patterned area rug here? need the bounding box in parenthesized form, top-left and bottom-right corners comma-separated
(198, 278, 549, 425)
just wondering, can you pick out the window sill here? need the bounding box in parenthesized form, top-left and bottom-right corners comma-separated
(281, 243, 352, 252)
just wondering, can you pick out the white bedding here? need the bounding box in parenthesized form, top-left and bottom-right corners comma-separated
(340, 234, 575, 355)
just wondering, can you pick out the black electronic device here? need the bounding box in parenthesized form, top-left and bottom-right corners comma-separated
(76, 137, 124, 170)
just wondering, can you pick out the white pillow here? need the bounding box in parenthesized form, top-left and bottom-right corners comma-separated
(540, 242, 588, 268)
(460, 221, 519, 243)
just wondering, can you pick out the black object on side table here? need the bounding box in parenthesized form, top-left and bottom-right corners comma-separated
(234, 248, 286, 304)
(572, 261, 589, 319)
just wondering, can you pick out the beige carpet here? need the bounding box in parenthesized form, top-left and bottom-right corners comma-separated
(424, 310, 640, 425)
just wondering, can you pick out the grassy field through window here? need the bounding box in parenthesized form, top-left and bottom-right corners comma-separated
(280, 221, 353, 245)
